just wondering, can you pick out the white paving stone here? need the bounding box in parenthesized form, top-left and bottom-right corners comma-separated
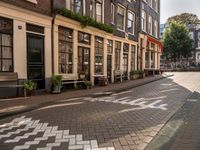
(0, 116, 115, 150)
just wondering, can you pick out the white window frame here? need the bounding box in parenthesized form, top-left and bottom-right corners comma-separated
(154, 20, 158, 38)
(127, 11, 135, 35)
(149, 0, 153, 8)
(154, 0, 158, 12)
(111, 3, 115, 24)
(141, 10, 146, 32)
(148, 15, 153, 35)
(117, 4, 126, 31)
(68, 0, 86, 15)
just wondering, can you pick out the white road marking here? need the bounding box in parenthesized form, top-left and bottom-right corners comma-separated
(0, 116, 115, 150)
(88, 96, 168, 111)
(112, 90, 133, 96)
(160, 88, 178, 93)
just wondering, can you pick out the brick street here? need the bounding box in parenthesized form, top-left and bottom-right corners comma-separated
(0, 72, 200, 150)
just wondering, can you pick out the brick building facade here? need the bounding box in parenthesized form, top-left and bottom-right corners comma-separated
(0, 0, 161, 97)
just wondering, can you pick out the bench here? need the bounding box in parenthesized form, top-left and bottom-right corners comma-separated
(114, 70, 123, 83)
(62, 80, 85, 89)
(0, 72, 26, 98)
(93, 75, 106, 86)
(144, 69, 161, 76)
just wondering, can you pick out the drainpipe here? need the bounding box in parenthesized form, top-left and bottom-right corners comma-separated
(51, 0, 55, 75)
(137, 0, 141, 71)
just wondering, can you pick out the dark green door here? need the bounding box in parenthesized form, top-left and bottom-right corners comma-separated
(107, 55, 112, 82)
(27, 33, 45, 89)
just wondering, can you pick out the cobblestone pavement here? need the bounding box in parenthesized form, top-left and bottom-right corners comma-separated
(0, 72, 200, 150)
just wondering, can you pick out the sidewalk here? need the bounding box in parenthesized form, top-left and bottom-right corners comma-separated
(145, 91, 200, 150)
(0, 73, 171, 119)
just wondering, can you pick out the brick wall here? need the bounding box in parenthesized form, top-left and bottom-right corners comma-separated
(1, 0, 52, 16)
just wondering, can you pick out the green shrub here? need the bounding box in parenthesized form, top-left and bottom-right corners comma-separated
(57, 8, 114, 33)
(84, 80, 92, 87)
(23, 80, 37, 91)
(51, 74, 63, 86)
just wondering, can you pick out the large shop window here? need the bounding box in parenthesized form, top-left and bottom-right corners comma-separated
(0, 17, 13, 72)
(71, 0, 83, 15)
(117, 5, 125, 30)
(58, 27, 73, 74)
(95, 36, 104, 75)
(151, 43, 155, 68)
(115, 41, 121, 70)
(78, 32, 91, 45)
(145, 49, 150, 68)
(131, 45, 136, 71)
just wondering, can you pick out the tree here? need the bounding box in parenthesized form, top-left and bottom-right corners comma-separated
(167, 13, 200, 26)
(163, 22, 194, 67)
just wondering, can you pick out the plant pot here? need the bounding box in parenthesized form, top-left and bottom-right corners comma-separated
(26, 89, 34, 96)
(51, 85, 62, 94)
(133, 74, 140, 79)
(79, 74, 86, 80)
(130, 75, 134, 80)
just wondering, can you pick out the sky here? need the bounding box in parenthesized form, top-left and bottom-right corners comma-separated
(160, 0, 200, 24)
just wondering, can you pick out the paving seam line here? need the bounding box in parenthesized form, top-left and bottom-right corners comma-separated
(0, 74, 173, 120)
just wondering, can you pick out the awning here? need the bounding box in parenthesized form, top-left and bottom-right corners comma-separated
(146, 36, 163, 53)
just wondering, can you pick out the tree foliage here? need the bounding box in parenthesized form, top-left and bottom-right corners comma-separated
(163, 22, 194, 62)
(167, 13, 200, 26)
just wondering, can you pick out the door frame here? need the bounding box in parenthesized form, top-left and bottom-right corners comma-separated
(78, 46, 90, 80)
(26, 33, 45, 89)
(107, 54, 112, 82)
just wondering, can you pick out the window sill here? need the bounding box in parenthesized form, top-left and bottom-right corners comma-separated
(25, 0, 38, 4)
(117, 28, 125, 32)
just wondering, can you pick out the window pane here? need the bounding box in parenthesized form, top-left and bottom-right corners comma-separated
(58, 26, 73, 74)
(2, 59, 12, 71)
(107, 40, 113, 54)
(78, 32, 91, 45)
(0, 18, 12, 33)
(2, 47, 12, 58)
(1, 34, 12, 46)
(127, 20, 133, 33)
(117, 16, 124, 29)
(95, 36, 104, 75)
(115, 41, 121, 70)
(118, 6, 124, 15)
(128, 12, 133, 20)
(72, 0, 82, 15)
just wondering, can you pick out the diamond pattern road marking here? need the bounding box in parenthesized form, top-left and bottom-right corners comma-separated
(86, 96, 168, 110)
(0, 116, 115, 150)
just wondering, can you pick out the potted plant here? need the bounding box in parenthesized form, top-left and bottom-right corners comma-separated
(50, 74, 63, 94)
(83, 80, 92, 89)
(23, 80, 37, 96)
(79, 71, 86, 80)
(138, 70, 145, 78)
